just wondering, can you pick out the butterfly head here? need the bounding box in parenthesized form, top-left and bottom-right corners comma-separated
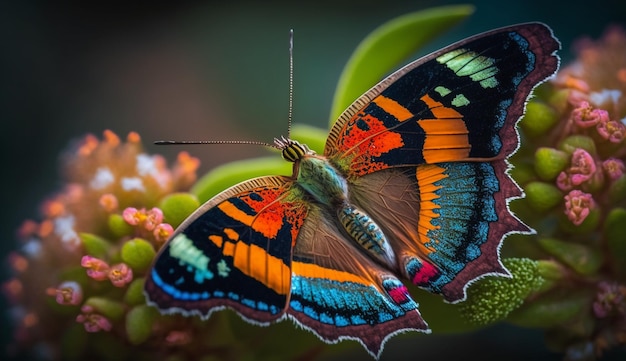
(274, 136, 315, 163)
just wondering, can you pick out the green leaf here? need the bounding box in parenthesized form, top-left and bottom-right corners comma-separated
(507, 289, 592, 328)
(330, 5, 474, 122)
(538, 237, 603, 276)
(192, 156, 291, 203)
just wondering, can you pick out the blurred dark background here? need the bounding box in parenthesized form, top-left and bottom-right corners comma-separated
(1, 1, 625, 360)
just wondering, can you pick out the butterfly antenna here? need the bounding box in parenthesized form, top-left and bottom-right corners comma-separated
(154, 139, 278, 148)
(286, 28, 294, 139)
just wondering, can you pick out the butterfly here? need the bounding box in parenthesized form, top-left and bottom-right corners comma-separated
(144, 23, 560, 359)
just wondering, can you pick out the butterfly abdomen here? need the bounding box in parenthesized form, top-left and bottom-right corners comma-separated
(337, 204, 396, 267)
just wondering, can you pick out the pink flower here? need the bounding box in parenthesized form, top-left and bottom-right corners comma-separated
(153, 223, 174, 244)
(122, 207, 164, 231)
(592, 282, 626, 318)
(80, 255, 110, 281)
(564, 190, 596, 225)
(597, 119, 626, 143)
(602, 158, 625, 180)
(107, 263, 133, 287)
(122, 207, 141, 226)
(46, 281, 83, 305)
(556, 171, 573, 191)
(76, 305, 112, 332)
(571, 101, 608, 128)
(98, 193, 118, 213)
(569, 149, 597, 186)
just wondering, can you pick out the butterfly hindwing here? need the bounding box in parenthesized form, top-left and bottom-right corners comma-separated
(145, 176, 307, 323)
(288, 206, 428, 358)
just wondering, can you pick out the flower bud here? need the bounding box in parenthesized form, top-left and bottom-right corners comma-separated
(534, 147, 570, 181)
(158, 192, 200, 228)
(126, 305, 158, 345)
(558, 135, 597, 155)
(524, 181, 563, 212)
(79, 233, 111, 259)
(121, 238, 156, 273)
(521, 101, 558, 137)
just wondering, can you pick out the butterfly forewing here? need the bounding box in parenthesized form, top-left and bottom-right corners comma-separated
(145, 176, 308, 323)
(325, 23, 560, 175)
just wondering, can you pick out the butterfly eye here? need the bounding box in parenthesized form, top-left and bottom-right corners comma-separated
(277, 139, 314, 162)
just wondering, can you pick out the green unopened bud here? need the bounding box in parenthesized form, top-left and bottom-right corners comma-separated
(460, 258, 543, 325)
(521, 101, 558, 137)
(558, 135, 597, 155)
(525, 181, 563, 212)
(534, 147, 570, 181)
(507, 289, 591, 328)
(547, 88, 570, 114)
(124, 277, 146, 306)
(608, 175, 626, 205)
(80, 233, 111, 259)
(158, 192, 200, 229)
(84, 297, 125, 321)
(606, 208, 626, 277)
(126, 305, 158, 345)
(108, 213, 134, 238)
(121, 238, 156, 273)
(537, 238, 603, 276)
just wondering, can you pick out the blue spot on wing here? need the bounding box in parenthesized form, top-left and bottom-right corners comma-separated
(289, 274, 419, 327)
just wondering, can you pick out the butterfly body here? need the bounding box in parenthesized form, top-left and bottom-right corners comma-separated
(145, 23, 560, 359)
(289, 143, 397, 267)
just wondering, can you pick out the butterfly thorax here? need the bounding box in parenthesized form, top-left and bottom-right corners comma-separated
(295, 150, 397, 268)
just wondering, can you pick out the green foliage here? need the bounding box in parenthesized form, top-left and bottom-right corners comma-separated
(330, 5, 475, 121)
